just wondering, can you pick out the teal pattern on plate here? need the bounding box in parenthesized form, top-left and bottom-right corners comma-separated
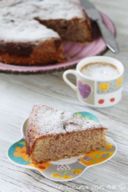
(8, 139, 30, 165)
(74, 112, 99, 123)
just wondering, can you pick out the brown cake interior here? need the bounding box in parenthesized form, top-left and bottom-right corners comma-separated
(0, 38, 65, 65)
(36, 17, 92, 42)
(32, 128, 106, 163)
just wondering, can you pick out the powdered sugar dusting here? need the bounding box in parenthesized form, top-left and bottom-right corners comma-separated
(34, 0, 85, 20)
(28, 105, 103, 136)
(0, 18, 59, 42)
(0, 0, 84, 21)
(28, 105, 73, 135)
(0, 0, 85, 42)
(65, 116, 103, 132)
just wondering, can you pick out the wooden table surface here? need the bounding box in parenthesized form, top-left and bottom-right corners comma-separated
(0, 0, 128, 191)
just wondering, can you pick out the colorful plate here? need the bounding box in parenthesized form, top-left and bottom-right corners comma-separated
(8, 112, 117, 182)
(1, 13, 116, 73)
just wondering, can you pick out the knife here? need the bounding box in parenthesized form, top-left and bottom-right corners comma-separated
(81, 0, 119, 54)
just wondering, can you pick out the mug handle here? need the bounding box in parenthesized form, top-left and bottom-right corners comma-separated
(63, 70, 77, 91)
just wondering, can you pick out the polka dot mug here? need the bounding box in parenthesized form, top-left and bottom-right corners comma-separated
(63, 56, 124, 108)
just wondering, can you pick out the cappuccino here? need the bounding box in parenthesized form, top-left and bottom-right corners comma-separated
(81, 62, 119, 80)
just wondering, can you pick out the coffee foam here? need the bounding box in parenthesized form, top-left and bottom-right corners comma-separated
(81, 62, 119, 80)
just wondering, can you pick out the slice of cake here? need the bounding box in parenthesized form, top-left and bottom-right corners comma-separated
(24, 105, 107, 163)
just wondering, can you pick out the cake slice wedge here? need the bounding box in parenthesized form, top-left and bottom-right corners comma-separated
(24, 105, 107, 163)
(0, 19, 65, 65)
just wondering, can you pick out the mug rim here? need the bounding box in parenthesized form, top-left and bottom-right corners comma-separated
(76, 56, 124, 82)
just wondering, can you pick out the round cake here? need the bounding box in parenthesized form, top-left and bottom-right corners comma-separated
(0, 0, 92, 66)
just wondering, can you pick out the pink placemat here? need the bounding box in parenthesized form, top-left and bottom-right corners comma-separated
(0, 13, 116, 73)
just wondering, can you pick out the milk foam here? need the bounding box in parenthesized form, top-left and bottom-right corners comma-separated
(81, 63, 119, 80)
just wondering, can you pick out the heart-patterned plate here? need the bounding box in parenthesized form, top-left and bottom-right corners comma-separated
(8, 112, 117, 182)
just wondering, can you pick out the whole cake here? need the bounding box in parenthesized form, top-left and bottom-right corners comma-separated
(0, 0, 92, 66)
(24, 105, 107, 163)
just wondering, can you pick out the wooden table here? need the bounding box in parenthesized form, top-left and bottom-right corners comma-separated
(0, 0, 128, 191)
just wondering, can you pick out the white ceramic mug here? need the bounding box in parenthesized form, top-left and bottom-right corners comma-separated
(63, 56, 124, 108)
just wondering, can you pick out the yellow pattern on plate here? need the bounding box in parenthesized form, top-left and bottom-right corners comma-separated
(14, 145, 50, 171)
(80, 143, 114, 166)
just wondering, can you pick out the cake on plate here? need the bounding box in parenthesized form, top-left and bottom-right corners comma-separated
(24, 105, 107, 163)
(0, 0, 92, 66)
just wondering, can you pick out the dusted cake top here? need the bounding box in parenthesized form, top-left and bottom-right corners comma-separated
(0, 0, 85, 21)
(33, 0, 85, 20)
(27, 105, 103, 136)
(0, 19, 59, 42)
(64, 116, 103, 132)
(27, 105, 73, 135)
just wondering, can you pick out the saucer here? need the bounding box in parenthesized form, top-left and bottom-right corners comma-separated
(8, 112, 117, 182)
